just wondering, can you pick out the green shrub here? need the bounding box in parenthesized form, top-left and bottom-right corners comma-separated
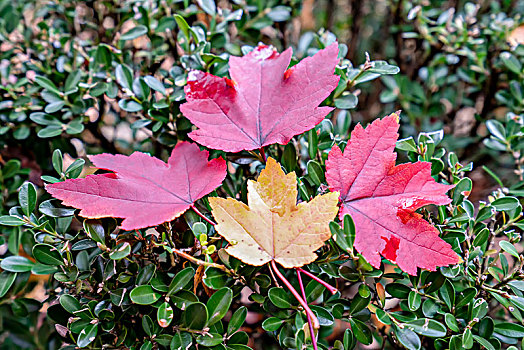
(1, 1, 523, 350)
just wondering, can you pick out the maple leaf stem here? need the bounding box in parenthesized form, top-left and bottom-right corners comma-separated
(297, 267, 338, 294)
(296, 268, 318, 350)
(270, 260, 320, 329)
(259, 147, 267, 163)
(190, 204, 217, 226)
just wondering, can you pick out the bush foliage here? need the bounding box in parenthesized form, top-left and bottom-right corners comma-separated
(1, 0, 524, 349)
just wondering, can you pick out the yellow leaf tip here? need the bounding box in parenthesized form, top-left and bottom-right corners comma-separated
(390, 110, 402, 123)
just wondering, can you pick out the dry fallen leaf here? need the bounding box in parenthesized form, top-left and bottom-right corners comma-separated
(209, 158, 339, 268)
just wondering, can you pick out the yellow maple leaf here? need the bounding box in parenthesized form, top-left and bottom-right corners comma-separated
(209, 157, 340, 268)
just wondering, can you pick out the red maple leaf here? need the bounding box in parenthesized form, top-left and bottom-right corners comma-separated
(326, 113, 460, 275)
(180, 43, 340, 152)
(46, 142, 226, 230)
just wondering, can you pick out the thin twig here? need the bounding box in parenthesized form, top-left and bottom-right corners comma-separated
(297, 269, 318, 350)
(297, 267, 338, 294)
(190, 204, 217, 226)
(164, 226, 178, 267)
(270, 261, 320, 329)
(268, 262, 281, 288)
(23, 217, 59, 238)
(172, 247, 232, 275)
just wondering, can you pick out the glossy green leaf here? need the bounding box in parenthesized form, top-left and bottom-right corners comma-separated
(207, 287, 233, 325)
(281, 143, 297, 172)
(173, 14, 191, 39)
(310, 305, 334, 326)
(349, 293, 370, 314)
(167, 267, 195, 296)
(268, 287, 293, 309)
(52, 149, 63, 174)
(395, 326, 421, 350)
(109, 242, 131, 260)
(77, 323, 98, 348)
(19, 182, 37, 216)
(462, 328, 473, 349)
(408, 291, 422, 311)
(83, 220, 105, 245)
(196, 333, 223, 346)
(307, 130, 318, 160)
(39, 200, 76, 217)
(118, 99, 142, 112)
(33, 244, 63, 266)
(129, 285, 161, 305)
(471, 298, 489, 319)
(0, 256, 34, 272)
(136, 264, 156, 285)
(472, 335, 496, 350)
(0, 271, 17, 298)
(183, 302, 208, 330)
(405, 319, 447, 337)
(334, 93, 358, 109)
(499, 241, 519, 258)
(349, 319, 372, 345)
(445, 313, 460, 332)
(396, 137, 417, 152)
(170, 332, 192, 349)
(500, 52, 522, 75)
(492, 197, 519, 212)
(142, 315, 155, 337)
(228, 306, 247, 335)
(494, 322, 524, 338)
(31, 264, 58, 275)
(121, 25, 148, 40)
(0, 215, 25, 226)
(262, 317, 284, 331)
(456, 288, 477, 308)
(439, 280, 455, 310)
(34, 76, 61, 94)
(144, 76, 166, 95)
(60, 294, 82, 313)
(116, 64, 133, 90)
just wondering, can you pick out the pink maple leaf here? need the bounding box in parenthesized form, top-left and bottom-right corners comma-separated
(180, 43, 340, 152)
(46, 142, 226, 230)
(326, 112, 461, 275)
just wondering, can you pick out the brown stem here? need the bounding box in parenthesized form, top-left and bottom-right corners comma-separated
(347, 0, 364, 62)
(172, 247, 232, 274)
(268, 263, 281, 288)
(392, 0, 404, 69)
(325, 0, 335, 30)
